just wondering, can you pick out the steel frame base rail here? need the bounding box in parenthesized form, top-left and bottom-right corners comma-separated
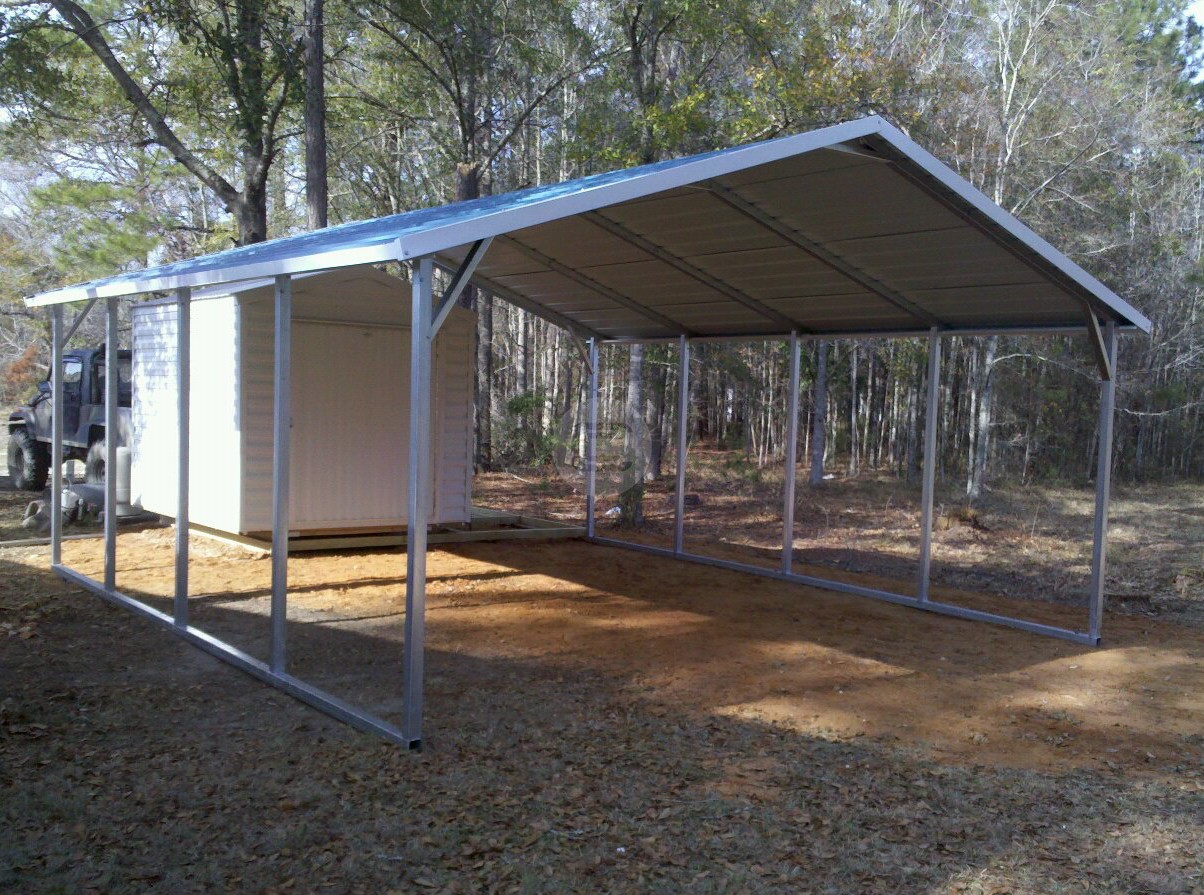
(54, 564, 415, 746)
(586, 536, 1100, 646)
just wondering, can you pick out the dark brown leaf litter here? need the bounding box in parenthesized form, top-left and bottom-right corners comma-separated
(2, 528, 1203, 894)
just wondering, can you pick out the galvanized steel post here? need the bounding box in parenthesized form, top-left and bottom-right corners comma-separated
(673, 336, 690, 554)
(50, 305, 64, 566)
(104, 297, 118, 591)
(918, 326, 941, 602)
(781, 332, 801, 574)
(1089, 321, 1117, 643)
(174, 286, 191, 627)
(403, 257, 434, 748)
(270, 275, 292, 673)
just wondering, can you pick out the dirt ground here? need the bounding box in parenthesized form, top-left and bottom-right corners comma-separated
(476, 458, 1204, 623)
(3, 520, 1204, 893)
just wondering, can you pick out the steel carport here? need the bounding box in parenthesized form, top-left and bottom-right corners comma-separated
(27, 116, 1148, 749)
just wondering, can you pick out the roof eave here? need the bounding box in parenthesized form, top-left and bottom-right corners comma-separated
(25, 240, 402, 307)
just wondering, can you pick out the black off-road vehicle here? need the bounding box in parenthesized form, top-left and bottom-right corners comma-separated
(6, 347, 132, 491)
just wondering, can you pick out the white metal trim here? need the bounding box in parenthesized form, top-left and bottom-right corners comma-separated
(26, 242, 401, 306)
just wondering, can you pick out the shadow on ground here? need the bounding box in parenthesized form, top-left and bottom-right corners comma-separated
(3, 544, 1202, 894)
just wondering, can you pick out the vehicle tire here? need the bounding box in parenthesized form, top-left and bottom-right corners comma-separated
(85, 439, 107, 484)
(7, 428, 50, 492)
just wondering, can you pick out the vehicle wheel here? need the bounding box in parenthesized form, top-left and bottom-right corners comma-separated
(7, 428, 50, 492)
(85, 439, 107, 484)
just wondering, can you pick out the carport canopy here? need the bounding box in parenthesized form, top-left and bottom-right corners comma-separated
(28, 115, 1149, 344)
(27, 115, 1146, 750)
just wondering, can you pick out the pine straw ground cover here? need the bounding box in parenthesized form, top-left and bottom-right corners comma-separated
(2, 532, 1204, 894)
(474, 460, 1204, 623)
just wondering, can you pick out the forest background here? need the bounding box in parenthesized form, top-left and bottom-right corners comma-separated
(1, 0, 1203, 518)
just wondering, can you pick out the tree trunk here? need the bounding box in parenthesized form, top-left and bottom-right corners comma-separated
(809, 340, 828, 485)
(648, 354, 667, 480)
(303, 0, 328, 230)
(619, 345, 646, 526)
(849, 342, 859, 476)
(968, 336, 999, 499)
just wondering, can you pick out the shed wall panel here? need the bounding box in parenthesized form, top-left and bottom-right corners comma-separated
(130, 298, 242, 532)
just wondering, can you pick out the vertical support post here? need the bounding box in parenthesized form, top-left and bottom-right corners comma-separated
(103, 297, 118, 591)
(673, 336, 690, 554)
(781, 332, 801, 574)
(50, 305, 64, 566)
(174, 286, 191, 628)
(403, 257, 434, 749)
(1089, 321, 1117, 644)
(918, 326, 941, 602)
(585, 338, 599, 538)
(270, 275, 292, 674)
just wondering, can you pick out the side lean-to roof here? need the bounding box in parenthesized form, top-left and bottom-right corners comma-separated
(26, 116, 1150, 340)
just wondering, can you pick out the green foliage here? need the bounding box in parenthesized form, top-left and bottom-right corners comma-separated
(495, 391, 563, 467)
(28, 179, 160, 279)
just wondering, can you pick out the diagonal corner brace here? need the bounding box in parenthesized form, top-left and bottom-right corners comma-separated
(432, 237, 492, 337)
(1083, 307, 1113, 381)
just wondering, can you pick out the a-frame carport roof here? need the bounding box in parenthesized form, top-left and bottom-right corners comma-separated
(26, 115, 1150, 340)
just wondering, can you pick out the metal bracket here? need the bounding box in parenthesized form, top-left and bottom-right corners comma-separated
(432, 238, 492, 337)
(570, 331, 594, 375)
(825, 142, 891, 162)
(431, 257, 605, 341)
(62, 297, 98, 345)
(1083, 308, 1113, 381)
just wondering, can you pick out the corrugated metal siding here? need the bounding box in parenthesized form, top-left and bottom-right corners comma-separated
(130, 298, 242, 531)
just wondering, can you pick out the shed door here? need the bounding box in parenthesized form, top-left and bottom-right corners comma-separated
(290, 321, 419, 529)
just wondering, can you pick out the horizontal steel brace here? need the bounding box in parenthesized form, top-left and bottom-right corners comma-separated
(499, 235, 692, 336)
(701, 181, 944, 328)
(600, 323, 1142, 345)
(586, 537, 1099, 646)
(581, 211, 805, 331)
(54, 564, 417, 747)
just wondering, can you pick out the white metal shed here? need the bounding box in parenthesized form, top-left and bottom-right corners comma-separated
(130, 266, 474, 536)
